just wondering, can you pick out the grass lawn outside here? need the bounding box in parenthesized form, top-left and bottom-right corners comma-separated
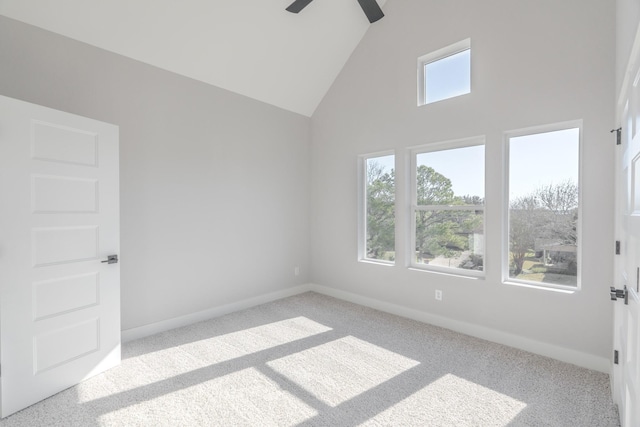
(513, 256, 577, 287)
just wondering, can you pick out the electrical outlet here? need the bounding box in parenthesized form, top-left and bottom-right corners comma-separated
(435, 289, 443, 301)
(294, 266, 300, 276)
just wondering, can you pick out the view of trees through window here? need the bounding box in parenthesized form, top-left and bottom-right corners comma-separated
(508, 128, 580, 287)
(363, 127, 578, 288)
(413, 144, 484, 272)
(365, 155, 395, 262)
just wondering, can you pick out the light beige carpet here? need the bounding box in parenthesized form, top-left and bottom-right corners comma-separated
(0, 292, 620, 426)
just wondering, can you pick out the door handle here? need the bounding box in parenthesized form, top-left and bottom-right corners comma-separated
(610, 286, 628, 305)
(101, 254, 119, 264)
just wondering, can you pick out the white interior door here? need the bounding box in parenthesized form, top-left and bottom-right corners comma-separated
(613, 34, 640, 427)
(0, 95, 120, 418)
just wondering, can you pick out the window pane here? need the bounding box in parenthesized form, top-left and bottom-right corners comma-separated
(414, 210, 484, 271)
(416, 145, 484, 205)
(365, 155, 395, 262)
(412, 141, 485, 275)
(425, 49, 471, 104)
(508, 128, 579, 286)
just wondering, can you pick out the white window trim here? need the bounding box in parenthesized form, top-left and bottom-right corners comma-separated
(409, 136, 486, 277)
(358, 150, 396, 265)
(417, 38, 471, 106)
(502, 120, 583, 292)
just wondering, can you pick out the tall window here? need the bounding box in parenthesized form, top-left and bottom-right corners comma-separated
(361, 153, 395, 263)
(411, 138, 485, 275)
(418, 39, 471, 106)
(506, 124, 580, 288)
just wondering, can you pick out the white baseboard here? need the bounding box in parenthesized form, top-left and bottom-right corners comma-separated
(307, 284, 610, 374)
(120, 282, 610, 373)
(121, 284, 312, 343)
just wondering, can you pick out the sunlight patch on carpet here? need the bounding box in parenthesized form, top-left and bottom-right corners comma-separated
(97, 367, 318, 426)
(179, 316, 333, 364)
(360, 373, 527, 426)
(77, 316, 333, 401)
(267, 336, 420, 407)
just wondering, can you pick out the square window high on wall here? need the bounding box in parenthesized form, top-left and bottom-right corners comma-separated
(410, 137, 485, 276)
(418, 38, 471, 106)
(359, 152, 395, 264)
(504, 122, 581, 290)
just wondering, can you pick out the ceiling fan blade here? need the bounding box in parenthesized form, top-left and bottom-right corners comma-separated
(286, 0, 314, 13)
(357, 0, 384, 23)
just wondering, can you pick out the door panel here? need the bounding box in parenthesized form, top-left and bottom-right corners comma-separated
(0, 95, 120, 418)
(33, 273, 99, 320)
(32, 175, 98, 213)
(31, 121, 98, 166)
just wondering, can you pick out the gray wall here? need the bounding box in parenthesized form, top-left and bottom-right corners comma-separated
(311, 0, 616, 362)
(0, 16, 311, 331)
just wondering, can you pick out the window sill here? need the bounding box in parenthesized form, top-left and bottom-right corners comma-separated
(408, 265, 484, 280)
(503, 279, 577, 294)
(359, 259, 395, 267)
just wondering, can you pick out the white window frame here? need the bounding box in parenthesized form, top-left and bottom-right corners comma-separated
(409, 136, 486, 277)
(417, 38, 471, 106)
(358, 150, 396, 265)
(502, 120, 583, 292)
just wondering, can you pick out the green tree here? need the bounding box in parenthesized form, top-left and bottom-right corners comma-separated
(366, 163, 484, 265)
(366, 161, 395, 259)
(415, 166, 480, 261)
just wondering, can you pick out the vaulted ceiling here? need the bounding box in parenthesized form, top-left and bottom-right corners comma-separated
(0, 0, 388, 116)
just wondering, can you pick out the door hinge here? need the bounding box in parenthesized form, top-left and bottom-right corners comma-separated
(611, 127, 622, 145)
(615, 240, 621, 255)
(614, 350, 619, 365)
(611, 285, 629, 305)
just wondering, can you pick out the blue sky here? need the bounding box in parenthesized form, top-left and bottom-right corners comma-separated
(417, 145, 484, 198)
(509, 127, 579, 199)
(425, 49, 471, 104)
(368, 127, 579, 200)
